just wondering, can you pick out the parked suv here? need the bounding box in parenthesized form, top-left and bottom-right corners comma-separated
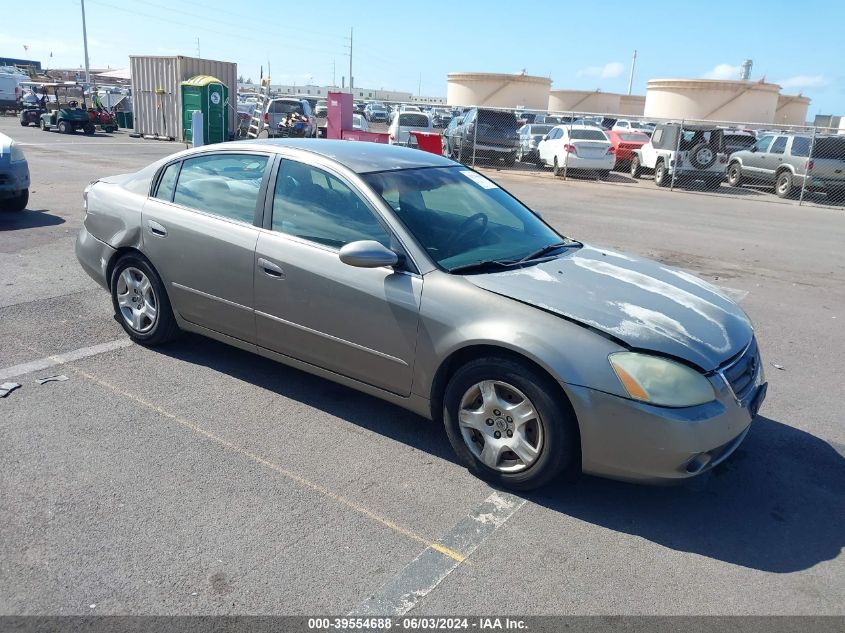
(265, 98, 316, 138)
(631, 123, 727, 188)
(727, 134, 845, 200)
(450, 108, 520, 165)
(364, 103, 388, 123)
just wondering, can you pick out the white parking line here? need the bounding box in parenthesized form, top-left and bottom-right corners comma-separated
(0, 338, 132, 381)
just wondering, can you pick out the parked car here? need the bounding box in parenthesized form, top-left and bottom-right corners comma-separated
(353, 101, 367, 115)
(538, 125, 615, 177)
(315, 100, 328, 117)
(388, 112, 433, 146)
(612, 119, 652, 133)
(441, 114, 464, 157)
(352, 113, 369, 131)
(265, 98, 317, 138)
(388, 104, 422, 124)
(431, 109, 453, 128)
(75, 139, 766, 490)
(630, 123, 727, 188)
(727, 133, 845, 200)
(604, 130, 650, 170)
(364, 103, 388, 123)
(450, 108, 520, 165)
(572, 118, 605, 129)
(0, 132, 30, 211)
(516, 124, 554, 164)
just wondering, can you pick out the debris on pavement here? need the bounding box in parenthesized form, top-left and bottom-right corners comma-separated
(771, 363, 786, 371)
(0, 382, 22, 398)
(35, 374, 69, 385)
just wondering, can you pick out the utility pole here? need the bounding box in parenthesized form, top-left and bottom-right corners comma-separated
(627, 49, 637, 95)
(196, 37, 201, 58)
(80, 0, 91, 84)
(418, 73, 421, 98)
(347, 27, 353, 93)
(333, 59, 336, 87)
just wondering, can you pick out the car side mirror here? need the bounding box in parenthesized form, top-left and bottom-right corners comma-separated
(339, 240, 400, 268)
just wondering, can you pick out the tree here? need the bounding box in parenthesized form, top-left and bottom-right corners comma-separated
(246, 77, 253, 85)
(238, 74, 245, 83)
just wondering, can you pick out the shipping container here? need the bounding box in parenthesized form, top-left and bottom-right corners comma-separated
(130, 55, 237, 140)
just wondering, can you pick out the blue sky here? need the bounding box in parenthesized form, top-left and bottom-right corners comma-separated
(4, 0, 843, 114)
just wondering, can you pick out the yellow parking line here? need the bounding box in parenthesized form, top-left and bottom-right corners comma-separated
(65, 364, 466, 562)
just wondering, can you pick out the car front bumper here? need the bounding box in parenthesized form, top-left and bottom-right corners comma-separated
(75, 224, 116, 290)
(0, 160, 30, 198)
(565, 375, 767, 483)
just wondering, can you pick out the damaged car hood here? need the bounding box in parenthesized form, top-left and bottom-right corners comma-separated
(466, 245, 752, 371)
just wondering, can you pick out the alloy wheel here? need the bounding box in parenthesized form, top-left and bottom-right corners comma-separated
(115, 267, 158, 333)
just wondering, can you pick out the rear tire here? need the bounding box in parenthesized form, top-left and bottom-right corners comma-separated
(503, 152, 516, 167)
(83, 122, 95, 135)
(775, 170, 794, 198)
(443, 356, 579, 491)
(552, 156, 561, 177)
(110, 254, 180, 346)
(630, 155, 642, 179)
(654, 160, 670, 187)
(727, 162, 743, 187)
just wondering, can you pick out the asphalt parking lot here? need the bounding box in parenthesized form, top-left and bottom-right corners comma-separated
(1, 115, 843, 616)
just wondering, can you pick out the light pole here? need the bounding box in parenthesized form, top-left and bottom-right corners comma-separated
(80, 0, 91, 84)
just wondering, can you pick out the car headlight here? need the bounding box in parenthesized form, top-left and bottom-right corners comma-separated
(609, 352, 715, 407)
(9, 142, 26, 164)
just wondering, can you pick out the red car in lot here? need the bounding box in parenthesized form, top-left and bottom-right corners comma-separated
(605, 130, 650, 170)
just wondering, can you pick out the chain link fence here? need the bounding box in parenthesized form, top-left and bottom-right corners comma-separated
(433, 105, 845, 209)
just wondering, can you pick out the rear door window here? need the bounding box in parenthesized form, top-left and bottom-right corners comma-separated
(173, 153, 269, 224)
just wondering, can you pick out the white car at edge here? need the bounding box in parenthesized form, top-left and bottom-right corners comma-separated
(538, 125, 615, 178)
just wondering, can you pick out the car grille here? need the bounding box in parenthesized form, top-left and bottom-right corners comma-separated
(719, 337, 760, 404)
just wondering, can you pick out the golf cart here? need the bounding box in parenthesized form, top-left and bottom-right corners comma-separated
(38, 83, 96, 135)
(18, 81, 47, 127)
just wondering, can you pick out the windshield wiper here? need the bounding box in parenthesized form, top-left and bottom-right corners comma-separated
(517, 240, 580, 263)
(447, 259, 520, 275)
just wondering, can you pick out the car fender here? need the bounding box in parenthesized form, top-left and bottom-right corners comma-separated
(83, 181, 144, 251)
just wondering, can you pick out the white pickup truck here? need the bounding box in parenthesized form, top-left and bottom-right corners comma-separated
(630, 123, 728, 189)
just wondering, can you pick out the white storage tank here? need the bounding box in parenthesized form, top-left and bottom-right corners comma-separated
(644, 78, 780, 123)
(618, 94, 646, 116)
(130, 55, 237, 140)
(447, 72, 550, 110)
(548, 90, 620, 114)
(775, 94, 811, 126)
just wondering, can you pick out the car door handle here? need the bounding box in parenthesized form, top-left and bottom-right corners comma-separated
(148, 220, 167, 237)
(257, 257, 285, 278)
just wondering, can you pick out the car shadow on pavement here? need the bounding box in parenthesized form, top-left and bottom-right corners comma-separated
(527, 415, 845, 574)
(0, 208, 65, 230)
(156, 334, 460, 465)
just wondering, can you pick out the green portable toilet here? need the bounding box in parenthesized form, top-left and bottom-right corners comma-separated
(181, 75, 228, 144)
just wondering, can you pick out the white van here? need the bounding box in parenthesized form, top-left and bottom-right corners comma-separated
(0, 66, 28, 111)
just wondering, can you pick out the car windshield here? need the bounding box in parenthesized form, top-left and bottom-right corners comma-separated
(362, 166, 568, 272)
(571, 129, 608, 140)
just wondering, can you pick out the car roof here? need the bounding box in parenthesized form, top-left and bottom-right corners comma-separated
(236, 139, 454, 173)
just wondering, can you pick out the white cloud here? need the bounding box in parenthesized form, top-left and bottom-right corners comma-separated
(702, 64, 742, 80)
(577, 62, 626, 79)
(776, 74, 831, 89)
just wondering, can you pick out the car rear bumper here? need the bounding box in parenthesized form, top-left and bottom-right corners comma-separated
(75, 224, 116, 290)
(564, 378, 767, 483)
(562, 155, 615, 170)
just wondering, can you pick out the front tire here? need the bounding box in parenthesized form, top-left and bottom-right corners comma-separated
(727, 162, 743, 187)
(443, 356, 578, 490)
(110, 254, 180, 346)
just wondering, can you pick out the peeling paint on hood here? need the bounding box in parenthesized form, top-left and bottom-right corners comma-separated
(466, 245, 752, 371)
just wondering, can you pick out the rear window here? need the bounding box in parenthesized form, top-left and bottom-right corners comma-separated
(478, 110, 519, 129)
(398, 113, 430, 127)
(270, 100, 303, 114)
(619, 133, 649, 142)
(571, 129, 608, 141)
(812, 137, 845, 160)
